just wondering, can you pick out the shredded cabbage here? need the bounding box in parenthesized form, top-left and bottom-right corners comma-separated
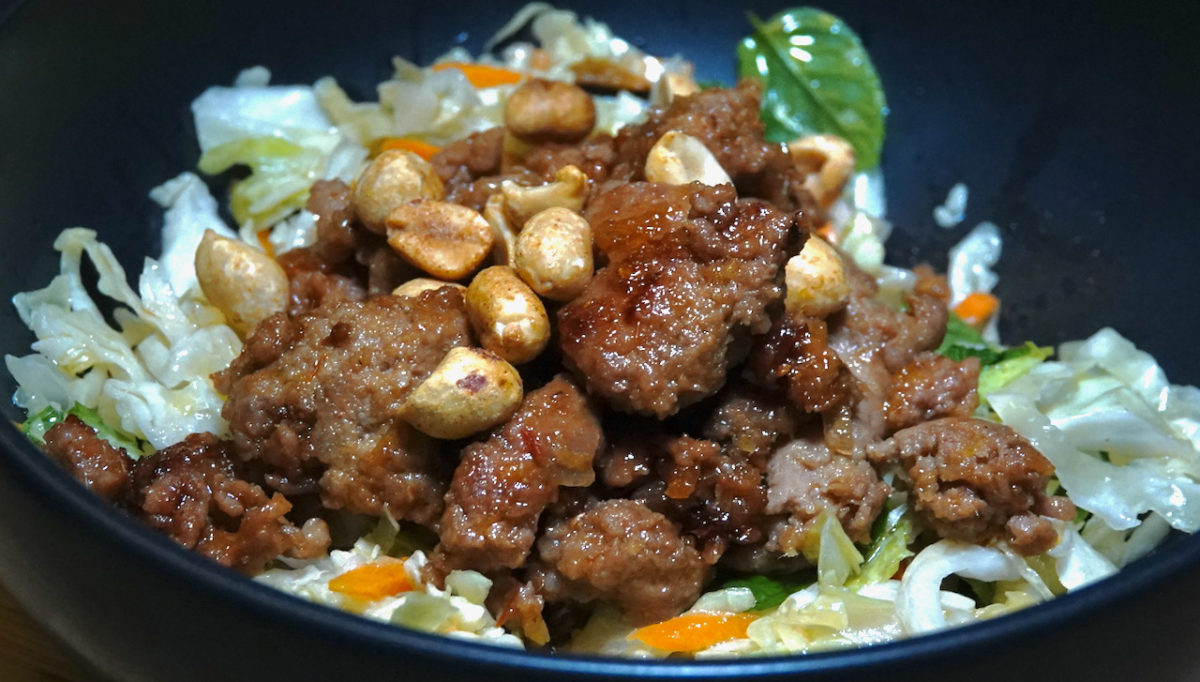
(988, 328, 1200, 533)
(193, 68, 366, 231)
(257, 542, 520, 647)
(7, 180, 241, 448)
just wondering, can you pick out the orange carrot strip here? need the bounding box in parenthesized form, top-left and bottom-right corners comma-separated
(328, 560, 414, 602)
(814, 221, 837, 244)
(954, 291, 1000, 328)
(630, 612, 757, 653)
(375, 137, 442, 161)
(256, 229, 275, 260)
(431, 61, 523, 88)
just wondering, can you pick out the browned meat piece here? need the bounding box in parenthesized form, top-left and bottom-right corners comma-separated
(536, 499, 708, 625)
(41, 414, 132, 503)
(596, 432, 656, 489)
(559, 182, 793, 417)
(607, 433, 767, 562)
(586, 182, 792, 289)
(765, 433, 889, 550)
(300, 178, 357, 264)
(702, 381, 799, 465)
(280, 179, 416, 314)
(559, 252, 733, 418)
(519, 134, 617, 186)
(610, 80, 777, 188)
(214, 288, 472, 523)
(432, 127, 505, 181)
(748, 314, 844, 414)
(283, 270, 367, 317)
(431, 376, 603, 573)
(430, 127, 540, 211)
(132, 433, 329, 574)
(882, 266, 951, 371)
(825, 261, 952, 455)
(653, 436, 767, 561)
(885, 352, 981, 431)
(867, 418, 1076, 556)
(831, 261, 950, 375)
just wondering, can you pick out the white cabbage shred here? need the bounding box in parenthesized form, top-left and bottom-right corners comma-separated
(256, 541, 521, 647)
(933, 182, 968, 228)
(193, 67, 367, 237)
(6, 175, 242, 449)
(988, 328, 1200, 534)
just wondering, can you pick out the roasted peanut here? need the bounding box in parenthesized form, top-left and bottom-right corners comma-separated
(392, 278, 467, 299)
(386, 200, 494, 280)
(504, 78, 596, 144)
(483, 193, 517, 264)
(785, 235, 850, 318)
(354, 149, 444, 233)
(512, 207, 593, 301)
(194, 229, 287, 338)
(788, 134, 855, 208)
(400, 346, 523, 440)
(466, 265, 550, 364)
(500, 164, 587, 227)
(650, 65, 699, 107)
(644, 130, 732, 186)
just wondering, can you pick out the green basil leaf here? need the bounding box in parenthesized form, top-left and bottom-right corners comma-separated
(937, 314, 1053, 372)
(737, 7, 887, 169)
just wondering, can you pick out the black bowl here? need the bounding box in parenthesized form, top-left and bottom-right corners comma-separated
(1, 1, 1199, 680)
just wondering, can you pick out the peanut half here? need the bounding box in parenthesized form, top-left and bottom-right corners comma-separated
(400, 347, 523, 440)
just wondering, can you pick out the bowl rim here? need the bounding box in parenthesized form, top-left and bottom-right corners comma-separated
(2, 0, 1199, 676)
(3, 416, 1199, 679)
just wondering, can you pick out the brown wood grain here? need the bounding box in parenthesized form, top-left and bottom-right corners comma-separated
(0, 582, 106, 681)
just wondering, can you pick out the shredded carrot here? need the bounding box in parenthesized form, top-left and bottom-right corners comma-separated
(814, 221, 836, 244)
(431, 61, 524, 88)
(629, 612, 757, 653)
(256, 229, 275, 260)
(953, 291, 999, 328)
(374, 137, 442, 161)
(328, 559, 414, 601)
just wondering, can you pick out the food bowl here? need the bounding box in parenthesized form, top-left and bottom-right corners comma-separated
(1, 0, 1198, 680)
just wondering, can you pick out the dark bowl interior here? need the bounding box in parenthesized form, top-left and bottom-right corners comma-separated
(1, 1, 1199, 680)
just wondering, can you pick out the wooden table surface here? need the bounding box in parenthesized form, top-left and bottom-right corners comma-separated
(0, 582, 105, 681)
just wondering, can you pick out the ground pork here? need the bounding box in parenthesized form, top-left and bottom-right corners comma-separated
(702, 380, 800, 466)
(431, 127, 540, 212)
(214, 288, 471, 524)
(558, 181, 793, 417)
(280, 178, 420, 315)
(825, 262, 951, 455)
(749, 313, 844, 414)
(430, 375, 603, 574)
(132, 432, 329, 574)
(611, 434, 768, 562)
(765, 432, 889, 550)
(41, 414, 131, 503)
(536, 499, 709, 626)
(885, 352, 981, 431)
(867, 417, 1075, 555)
